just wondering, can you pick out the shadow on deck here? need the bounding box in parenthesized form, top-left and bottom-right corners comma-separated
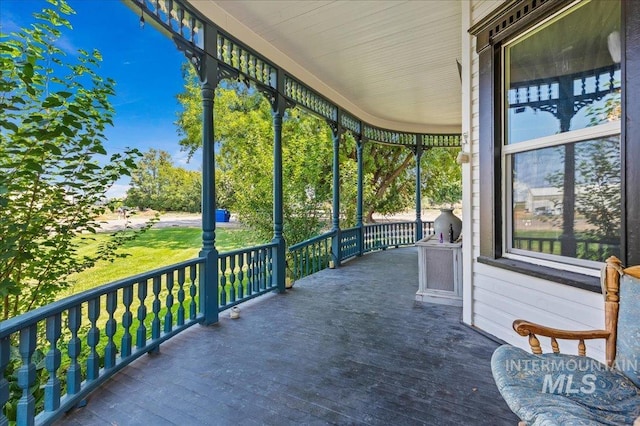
(59, 247, 517, 425)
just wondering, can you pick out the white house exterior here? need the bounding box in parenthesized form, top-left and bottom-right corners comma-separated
(461, 0, 639, 362)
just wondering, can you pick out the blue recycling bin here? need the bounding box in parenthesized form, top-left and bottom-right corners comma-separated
(215, 209, 230, 222)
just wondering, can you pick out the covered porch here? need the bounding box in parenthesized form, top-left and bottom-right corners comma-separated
(0, 1, 507, 424)
(4, 0, 640, 424)
(57, 248, 517, 425)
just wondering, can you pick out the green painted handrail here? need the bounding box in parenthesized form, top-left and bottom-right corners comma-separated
(218, 243, 278, 311)
(0, 258, 205, 338)
(339, 227, 361, 261)
(288, 231, 336, 251)
(288, 231, 335, 281)
(1, 257, 205, 425)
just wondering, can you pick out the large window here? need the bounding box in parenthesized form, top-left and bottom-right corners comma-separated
(471, 0, 640, 288)
(503, 0, 621, 268)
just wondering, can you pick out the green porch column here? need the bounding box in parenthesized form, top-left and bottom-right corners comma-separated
(414, 135, 424, 242)
(331, 121, 342, 266)
(356, 136, 364, 256)
(197, 35, 219, 325)
(270, 87, 287, 293)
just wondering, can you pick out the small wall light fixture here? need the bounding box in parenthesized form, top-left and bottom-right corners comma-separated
(456, 151, 470, 164)
(456, 132, 470, 164)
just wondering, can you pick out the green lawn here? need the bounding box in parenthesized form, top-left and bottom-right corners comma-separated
(63, 226, 264, 297)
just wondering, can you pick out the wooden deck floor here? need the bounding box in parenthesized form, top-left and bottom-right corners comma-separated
(58, 247, 518, 425)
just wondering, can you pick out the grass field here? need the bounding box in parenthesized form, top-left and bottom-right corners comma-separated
(62, 226, 264, 298)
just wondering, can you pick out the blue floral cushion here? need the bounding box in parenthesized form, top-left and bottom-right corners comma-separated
(617, 273, 640, 388)
(492, 345, 640, 426)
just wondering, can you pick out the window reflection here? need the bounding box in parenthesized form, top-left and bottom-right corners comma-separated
(505, 0, 621, 144)
(511, 137, 621, 262)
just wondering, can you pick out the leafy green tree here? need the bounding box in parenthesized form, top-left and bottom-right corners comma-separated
(125, 148, 201, 212)
(280, 108, 334, 241)
(211, 85, 333, 244)
(576, 89, 621, 245)
(362, 142, 415, 222)
(162, 165, 202, 212)
(0, 0, 151, 319)
(575, 138, 620, 243)
(215, 167, 235, 210)
(421, 147, 462, 207)
(175, 62, 203, 160)
(178, 69, 359, 244)
(337, 138, 359, 227)
(125, 148, 172, 209)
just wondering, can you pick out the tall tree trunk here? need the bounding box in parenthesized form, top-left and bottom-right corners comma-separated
(372, 152, 413, 200)
(366, 210, 375, 223)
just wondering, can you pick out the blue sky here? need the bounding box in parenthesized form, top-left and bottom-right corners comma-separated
(1, 0, 199, 198)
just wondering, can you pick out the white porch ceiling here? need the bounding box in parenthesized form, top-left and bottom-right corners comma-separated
(186, 1, 462, 134)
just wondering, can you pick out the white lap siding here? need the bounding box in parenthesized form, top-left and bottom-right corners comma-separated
(463, 0, 606, 362)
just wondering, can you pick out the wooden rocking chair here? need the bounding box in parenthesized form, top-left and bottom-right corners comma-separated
(491, 256, 640, 426)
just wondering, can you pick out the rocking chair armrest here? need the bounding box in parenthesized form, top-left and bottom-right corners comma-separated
(513, 319, 610, 340)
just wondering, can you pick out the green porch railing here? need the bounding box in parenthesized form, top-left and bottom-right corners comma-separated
(0, 258, 205, 425)
(288, 231, 335, 281)
(1, 222, 435, 424)
(0, 241, 284, 425)
(339, 226, 361, 261)
(218, 243, 277, 311)
(288, 221, 436, 285)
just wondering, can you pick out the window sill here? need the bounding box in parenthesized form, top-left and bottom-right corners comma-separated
(477, 256, 601, 293)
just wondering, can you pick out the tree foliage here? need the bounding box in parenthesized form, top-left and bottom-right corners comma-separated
(576, 89, 621, 243)
(177, 74, 334, 244)
(421, 147, 462, 207)
(215, 85, 333, 243)
(0, 0, 152, 319)
(575, 138, 620, 242)
(362, 142, 415, 223)
(125, 148, 202, 213)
